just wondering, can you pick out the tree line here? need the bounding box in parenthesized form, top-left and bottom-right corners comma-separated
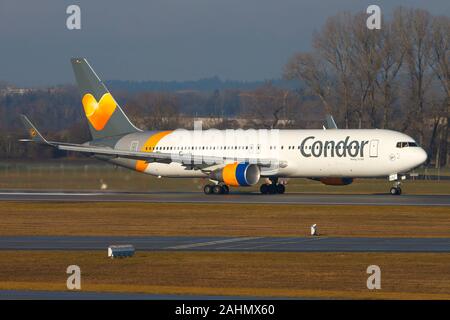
(0, 7, 448, 167)
(284, 7, 449, 168)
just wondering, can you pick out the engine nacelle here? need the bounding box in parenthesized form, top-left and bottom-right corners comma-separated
(319, 177, 353, 186)
(210, 163, 260, 186)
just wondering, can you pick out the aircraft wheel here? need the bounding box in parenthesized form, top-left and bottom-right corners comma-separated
(222, 185, 229, 194)
(213, 185, 223, 194)
(203, 184, 213, 194)
(260, 184, 269, 194)
(268, 184, 277, 194)
(390, 187, 401, 195)
(276, 184, 285, 194)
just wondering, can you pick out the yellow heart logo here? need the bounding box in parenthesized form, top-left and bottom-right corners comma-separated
(82, 93, 117, 131)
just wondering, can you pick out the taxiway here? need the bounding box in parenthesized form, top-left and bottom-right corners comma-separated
(0, 191, 449, 206)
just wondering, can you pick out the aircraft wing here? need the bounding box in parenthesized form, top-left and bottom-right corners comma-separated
(19, 115, 287, 169)
(59, 144, 285, 168)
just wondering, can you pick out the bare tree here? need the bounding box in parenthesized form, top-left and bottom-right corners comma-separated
(348, 13, 383, 128)
(395, 7, 434, 144)
(284, 53, 333, 114)
(128, 92, 180, 130)
(313, 13, 356, 128)
(429, 15, 450, 166)
(240, 83, 298, 129)
(375, 18, 405, 128)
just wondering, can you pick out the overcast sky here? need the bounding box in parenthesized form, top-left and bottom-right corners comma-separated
(0, 0, 448, 86)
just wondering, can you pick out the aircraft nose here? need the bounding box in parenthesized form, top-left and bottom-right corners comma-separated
(417, 147, 428, 165)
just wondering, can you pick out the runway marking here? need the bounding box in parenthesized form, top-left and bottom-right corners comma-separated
(166, 237, 261, 250)
(215, 236, 328, 250)
(2, 198, 449, 206)
(0, 192, 102, 196)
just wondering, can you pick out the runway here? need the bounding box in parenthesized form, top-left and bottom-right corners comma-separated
(1, 236, 449, 252)
(0, 190, 449, 206)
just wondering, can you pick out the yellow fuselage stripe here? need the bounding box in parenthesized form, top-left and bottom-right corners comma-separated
(135, 131, 173, 172)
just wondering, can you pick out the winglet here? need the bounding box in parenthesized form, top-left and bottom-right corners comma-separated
(324, 114, 338, 129)
(19, 115, 50, 144)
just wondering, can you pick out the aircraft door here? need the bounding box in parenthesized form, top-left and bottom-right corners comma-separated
(369, 139, 379, 157)
(130, 140, 139, 152)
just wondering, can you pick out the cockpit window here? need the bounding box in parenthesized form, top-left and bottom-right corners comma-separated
(396, 142, 418, 148)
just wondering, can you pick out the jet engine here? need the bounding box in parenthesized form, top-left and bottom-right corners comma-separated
(210, 163, 260, 186)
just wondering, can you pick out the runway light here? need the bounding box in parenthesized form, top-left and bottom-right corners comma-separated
(108, 245, 135, 258)
(310, 224, 318, 236)
(100, 179, 108, 190)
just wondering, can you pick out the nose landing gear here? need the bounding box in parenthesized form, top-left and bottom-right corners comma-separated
(389, 174, 404, 195)
(390, 185, 402, 195)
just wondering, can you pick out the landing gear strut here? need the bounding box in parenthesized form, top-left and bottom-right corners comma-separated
(390, 181, 402, 195)
(260, 177, 285, 194)
(204, 183, 229, 195)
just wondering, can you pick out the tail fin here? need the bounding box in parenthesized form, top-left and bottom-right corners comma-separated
(71, 58, 140, 140)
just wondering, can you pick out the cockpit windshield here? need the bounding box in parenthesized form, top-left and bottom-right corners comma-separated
(396, 141, 418, 148)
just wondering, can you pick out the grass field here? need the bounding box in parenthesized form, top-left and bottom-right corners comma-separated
(1, 160, 449, 299)
(1, 160, 449, 194)
(2, 202, 450, 238)
(0, 251, 449, 299)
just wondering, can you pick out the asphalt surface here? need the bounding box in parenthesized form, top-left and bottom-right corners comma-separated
(0, 191, 449, 206)
(1, 236, 449, 252)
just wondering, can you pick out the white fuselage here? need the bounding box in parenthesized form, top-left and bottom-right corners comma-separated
(109, 128, 427, 179)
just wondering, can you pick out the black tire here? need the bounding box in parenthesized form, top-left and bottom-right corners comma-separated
(213, 185, 223, 194)
(260, 184, 268, 194)
(268, 184, 277, 194)
(390, 187, 401, 195)
(204, 184, 213, 194)
(222, 185, 229, 194)
(276, 184, 285, 194)
(396, 187, 402, 195)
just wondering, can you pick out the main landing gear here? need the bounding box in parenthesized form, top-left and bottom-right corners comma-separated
(204, 183, 229, 195)
(260, 177, 285, 194)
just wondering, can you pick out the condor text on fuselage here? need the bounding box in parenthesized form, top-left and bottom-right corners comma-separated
(300, 136, 369, 158)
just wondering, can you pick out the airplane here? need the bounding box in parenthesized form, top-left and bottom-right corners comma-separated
(20, 58, 427, 196)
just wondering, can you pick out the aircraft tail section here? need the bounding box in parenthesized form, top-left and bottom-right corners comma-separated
(71, 58, 140, 140)
(19, 114, 50, 145)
